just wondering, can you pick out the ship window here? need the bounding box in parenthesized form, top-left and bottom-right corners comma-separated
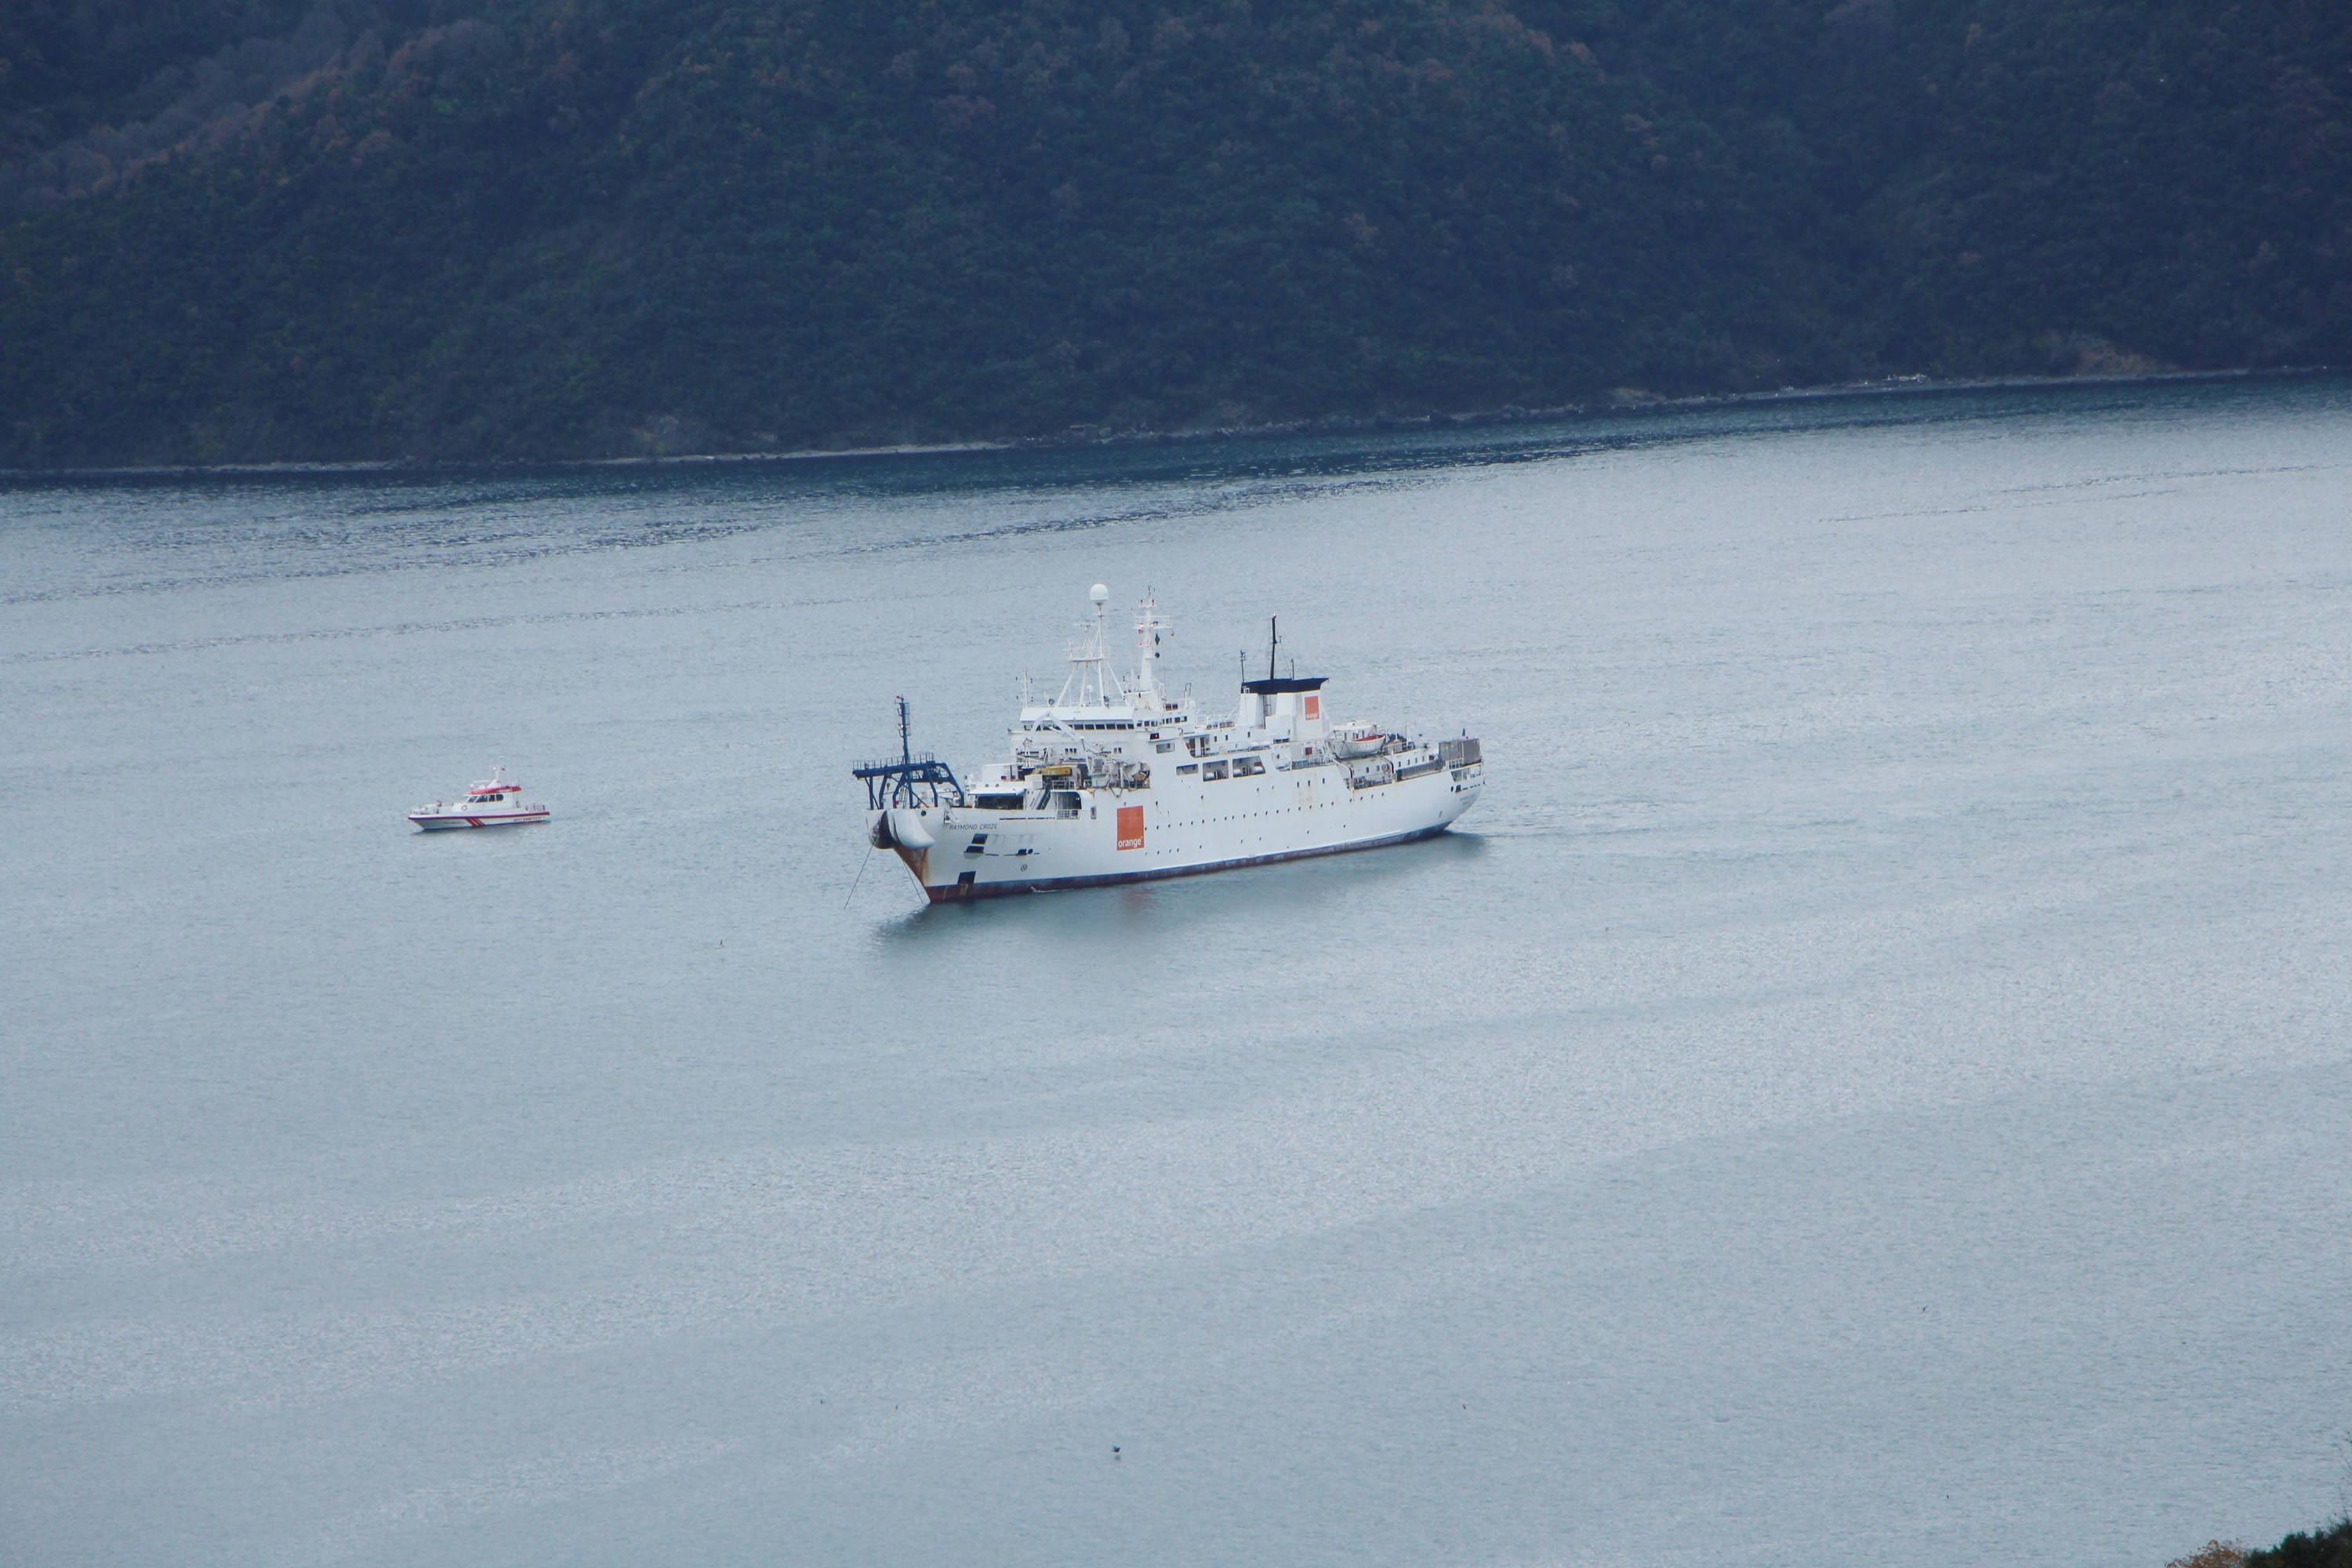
(1202, 760, 1229, 781)
(1176, 764, 1198, 775)
(1155, 742, 1173, 753)
(1232, 756, 1265, 777)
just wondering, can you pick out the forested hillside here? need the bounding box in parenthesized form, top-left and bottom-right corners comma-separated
(2, 0, 2345, 465)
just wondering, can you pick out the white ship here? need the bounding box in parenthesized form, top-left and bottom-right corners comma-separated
(856, 586, 1482, 902)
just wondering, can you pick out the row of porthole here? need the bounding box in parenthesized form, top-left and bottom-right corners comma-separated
(1171, 808, 1345, 827)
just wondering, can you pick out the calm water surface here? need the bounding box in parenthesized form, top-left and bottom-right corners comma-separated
(5, 380, 2350, 1567)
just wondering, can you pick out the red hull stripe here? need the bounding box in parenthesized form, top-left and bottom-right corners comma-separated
(920, 825, 1447, 902)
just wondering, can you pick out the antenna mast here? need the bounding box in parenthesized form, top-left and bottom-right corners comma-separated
(1266, 615, 1279, 682)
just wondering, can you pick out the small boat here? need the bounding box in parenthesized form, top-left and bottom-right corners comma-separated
(408, 765, 550, 830)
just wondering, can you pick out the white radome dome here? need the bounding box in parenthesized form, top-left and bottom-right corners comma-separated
(1090, 583, 1110, 604)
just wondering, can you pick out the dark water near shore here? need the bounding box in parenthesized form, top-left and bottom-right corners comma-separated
(5, 379, 2350, 1567)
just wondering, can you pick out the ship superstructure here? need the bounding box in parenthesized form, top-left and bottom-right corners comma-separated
(856, 586, 1483, 902)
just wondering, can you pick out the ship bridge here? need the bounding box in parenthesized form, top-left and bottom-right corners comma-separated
(1008, 585, 1189, 762)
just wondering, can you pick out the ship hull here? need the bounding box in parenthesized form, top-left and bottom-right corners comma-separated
(917, 822, 1450, 901)
(874, 759, 1481, 902)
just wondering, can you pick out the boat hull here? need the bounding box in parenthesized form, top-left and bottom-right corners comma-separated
(408, 811, 550, 830)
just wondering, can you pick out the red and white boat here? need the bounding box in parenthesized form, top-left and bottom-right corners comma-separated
(408, 765, 550, 830)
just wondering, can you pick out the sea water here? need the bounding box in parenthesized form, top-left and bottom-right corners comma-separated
(4, 379, 2349, 1567)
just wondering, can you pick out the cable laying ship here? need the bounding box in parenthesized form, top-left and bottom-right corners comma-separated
(855, 585, 1482, 902)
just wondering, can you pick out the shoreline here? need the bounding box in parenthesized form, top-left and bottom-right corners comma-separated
(3, 364, 2337, 481)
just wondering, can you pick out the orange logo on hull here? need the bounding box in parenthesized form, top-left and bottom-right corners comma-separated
(1116, 805, 1145, 850)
